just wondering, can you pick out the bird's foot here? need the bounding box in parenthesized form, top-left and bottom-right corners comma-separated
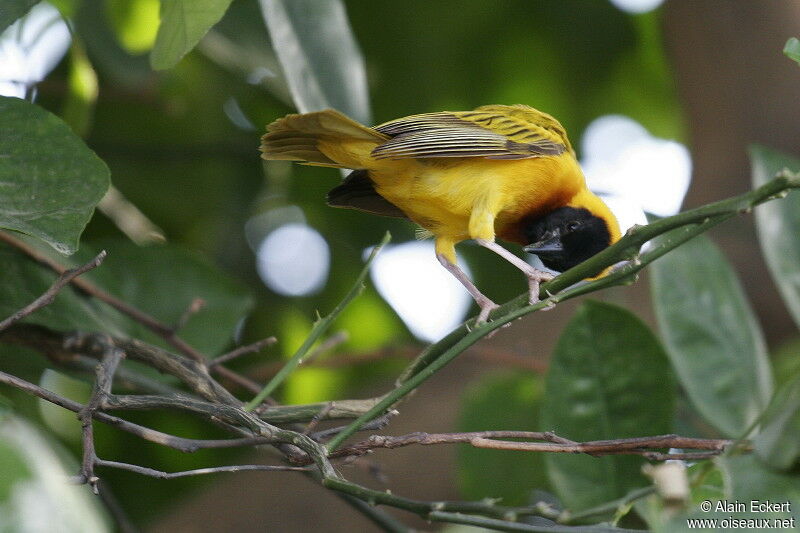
(475, 299, 500, 325)
(526, 270, 555, 305)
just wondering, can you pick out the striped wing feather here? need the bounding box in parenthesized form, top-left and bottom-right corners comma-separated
(372, 104, 569, 160)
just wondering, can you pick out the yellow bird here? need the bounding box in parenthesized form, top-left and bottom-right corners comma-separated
(260, 104, 621, 322)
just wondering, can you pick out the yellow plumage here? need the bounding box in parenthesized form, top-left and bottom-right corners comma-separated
(261, 104, 621, 321)
(261, 105, 619, 261)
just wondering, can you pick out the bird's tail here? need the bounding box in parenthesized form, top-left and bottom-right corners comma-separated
(260, 109, 388, 169)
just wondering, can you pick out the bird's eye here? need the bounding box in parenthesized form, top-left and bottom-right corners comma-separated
(565, 221, 580, 232)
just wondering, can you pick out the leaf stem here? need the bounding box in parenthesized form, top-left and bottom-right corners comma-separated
(243, 232, 390, 411)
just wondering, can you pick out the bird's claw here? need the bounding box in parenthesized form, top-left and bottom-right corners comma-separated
(527, 270, 554, 305)
(475, 301, 500, 326)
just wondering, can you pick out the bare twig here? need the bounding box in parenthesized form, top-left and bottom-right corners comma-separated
(303, 330, 349, 366)
(310, 410, 399, 442)
(253, 343, 544, 381)
(321, 431, 733, 464)
(171, 298, 206, 333)
(76, 336, 126, 493)
(94, 459, 310, 479)
(303, 402, 336, 435)
(0, 370, 269, 452)
(96, 480, 140, 533)
(209, 336, 277, 368)
(0, 230, 208, 362)
(0, 231, 268, 395)
(0, 250, 107, 332)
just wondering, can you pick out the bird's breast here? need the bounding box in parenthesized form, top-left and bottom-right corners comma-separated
(368, 154, 584, 241)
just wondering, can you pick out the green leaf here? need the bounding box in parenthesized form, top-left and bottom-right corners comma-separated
(750, 145, 800, 330)
(259, 0, 371, 123)
(784, 37, 800, 65)
(150, 0, 234, 70)
(755, 371, 800, 470)
(650, 233, 772, 437)
(457, 372, 549, 505)
(0, 0, 37, 33)
(717, 454, 799, 520)
(542, 301, 674, 510)
(0, 97, 110, 255)
(81, 240, 253, 355)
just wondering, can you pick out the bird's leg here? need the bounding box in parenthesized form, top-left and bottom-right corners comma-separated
(436, 253, 499, 324)
(475, 239, 554, 305)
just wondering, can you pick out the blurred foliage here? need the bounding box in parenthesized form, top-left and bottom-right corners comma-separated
(785, 37, 800, 65)
(457, 372, 549, 505)
(1, 1, 800, 531)
(0, 0, 38, 32)
(751, 145, 800, 330)
(651, 234, 772, 438)
(543, 301, 673, 511)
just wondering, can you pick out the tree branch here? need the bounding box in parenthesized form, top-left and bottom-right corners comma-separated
(0, 250, 106, 332)
(94, 459, 310, 479)
(310, 431, 733, 464)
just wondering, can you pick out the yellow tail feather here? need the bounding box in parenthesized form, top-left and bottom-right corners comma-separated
(260, 109, 387, 168)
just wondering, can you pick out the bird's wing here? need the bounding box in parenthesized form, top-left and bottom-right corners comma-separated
(372, 106, 568, 160)
(327, 169, 409, 219)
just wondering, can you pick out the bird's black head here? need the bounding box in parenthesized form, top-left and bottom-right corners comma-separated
(522, 207, 612, 272)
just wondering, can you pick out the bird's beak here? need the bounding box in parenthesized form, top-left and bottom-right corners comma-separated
(523, 231, 563, 255)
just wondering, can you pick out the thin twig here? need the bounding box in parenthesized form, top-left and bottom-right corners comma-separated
(428, 510, 646, 532)
(0, 250, 107, 332)
(77, 336, 126, 493)
(0, 232, 266, 394)
(303, 330, 349, 366)
(209, 336, 277, 368)
(94, 459, 310, 479)
(0, 370, 270, 452)
(310, 410, 399, 441)
(303, 402, 336, 435)
(96, 479, 140, 533)
(244, 232, 390, 411)
(252, 343, 543, 381)
(171, 297, 206, 333)
(0, 230, 207, 361)
(321, 432, 732, 464)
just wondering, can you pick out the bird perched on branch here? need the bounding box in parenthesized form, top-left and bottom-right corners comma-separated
(260, 104, 621, 323)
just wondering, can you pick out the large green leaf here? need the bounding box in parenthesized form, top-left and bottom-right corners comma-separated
(0, 0, 37, 33)
(457, 372, 550, 505)
(0, 97, 110, 255)
(259, 0, 371, 124)
(755, 371, 800, 470)
(722, 455, 800, 513)
(150, 0, 234, 70)
(542, 301, 674, 511)
(650, 233, 772, 437)
(750, 145, 800, 329)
